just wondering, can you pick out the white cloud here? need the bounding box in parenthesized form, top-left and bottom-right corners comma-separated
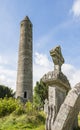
(35, 52, 53, 67)
(62, 64, 80, 87)
(33, 52, 53, 86)
(71, 0, 80, 17)
(0, 55, 17, 91)
(0, 55, 16, 91)
(0, 65, 16, 91)
(33, 63, 52, 87)
(0, 55, 8, 65)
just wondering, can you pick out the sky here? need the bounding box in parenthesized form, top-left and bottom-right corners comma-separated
(0, 0, 80, 90)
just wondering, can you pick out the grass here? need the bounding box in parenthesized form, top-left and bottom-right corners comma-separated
(0, 112, 45, 130)
(0, 99, 45, 130)
(0, 112, 80, 130)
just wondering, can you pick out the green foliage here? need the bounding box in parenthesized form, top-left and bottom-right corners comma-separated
(0, 98, 46, 129)
(0, 97, 79, 130)
(33, 93, 41, 109)
(0, 111, 45, 130)
(25, 101, 33, 114)
(0, 97, 45, 118)
(78, 114, 80, 127)
(34, 80, 48, 108)
(0, 98, 20, 117)
(36, 111, 46, 124)
(0, 85, 15, 98)
(73, 127, 80, 130)
(13, 105, 25, 115)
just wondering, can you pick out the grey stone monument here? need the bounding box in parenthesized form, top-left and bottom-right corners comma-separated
(42, 46, 71, 130)
(44, 99, 48, 114)
(52, 82, 80, 130)
(16, 16, 33, 102)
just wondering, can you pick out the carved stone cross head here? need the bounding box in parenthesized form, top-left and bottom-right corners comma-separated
(50, 46, 65, 72)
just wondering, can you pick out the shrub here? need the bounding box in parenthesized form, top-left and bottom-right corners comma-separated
(37, 111, 46, 124)
(13, 105, 25, 115)
(25, 101, 33, 115)
(73, 127, 80, 130)
(0, 97, 18, 117)
(0, 85, 15, 98)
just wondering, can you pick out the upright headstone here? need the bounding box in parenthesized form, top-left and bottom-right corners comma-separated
(16, 16, 33, 102)
(42, 46, 71, 130)
(44, 99, 48, 114)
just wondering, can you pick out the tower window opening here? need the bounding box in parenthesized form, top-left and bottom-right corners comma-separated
(24, 91, 27, 98)
(30, 24, 32, 28)
(21, 23, 23, 27)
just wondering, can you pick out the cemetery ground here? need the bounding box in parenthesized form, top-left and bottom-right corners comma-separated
(0, 114, 45, 130)
(0, 98, 79, 130)
(0, 111, 80, 130)
(0, 98, 45, 130)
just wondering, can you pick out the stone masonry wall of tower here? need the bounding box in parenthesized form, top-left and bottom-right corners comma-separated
(16, 16, 33, 102)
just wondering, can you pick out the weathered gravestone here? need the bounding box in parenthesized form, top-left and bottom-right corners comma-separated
(52, 82, 80, 130)
(44, 99, 48, 114)
(42, 46, 71, 130)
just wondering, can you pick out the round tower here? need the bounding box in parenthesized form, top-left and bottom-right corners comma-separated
(16, 16, 33, 102)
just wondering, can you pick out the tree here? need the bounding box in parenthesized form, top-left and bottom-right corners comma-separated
(0, 85, 15, 98)
(34, 80, 48, 108)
